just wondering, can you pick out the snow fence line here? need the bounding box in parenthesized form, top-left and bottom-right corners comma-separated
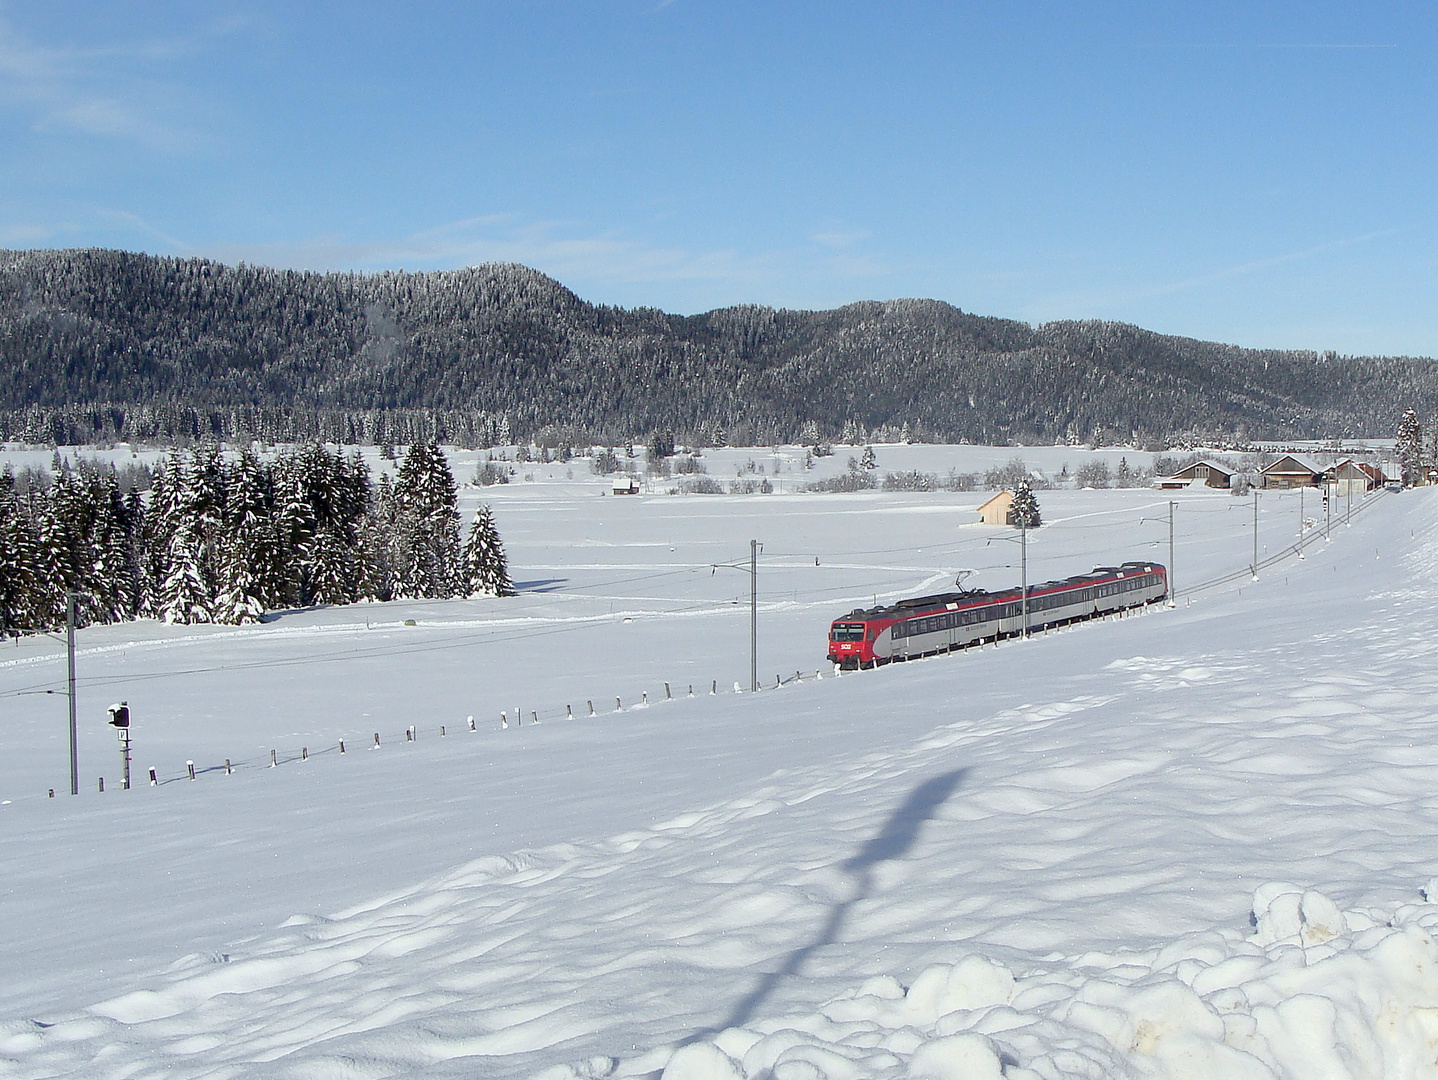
(86, 597, 1171, 800)
(51, 667, 850, 798)
(579, 880, 1438, 1080)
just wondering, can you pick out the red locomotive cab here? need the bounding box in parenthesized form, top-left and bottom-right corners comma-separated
(828, 619, 872, 668)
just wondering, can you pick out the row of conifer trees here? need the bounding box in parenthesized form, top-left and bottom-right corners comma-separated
(0, 442, 512, 635)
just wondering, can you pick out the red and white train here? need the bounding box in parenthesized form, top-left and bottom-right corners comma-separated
(827, 561, 1168, 669)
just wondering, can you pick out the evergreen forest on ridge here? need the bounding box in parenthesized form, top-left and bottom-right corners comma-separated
(2, 248, 1436, 448)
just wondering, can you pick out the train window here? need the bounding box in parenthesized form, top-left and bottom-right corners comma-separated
(831, 623, 865, 641)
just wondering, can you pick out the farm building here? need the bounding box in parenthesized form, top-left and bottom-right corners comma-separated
(976, 491, 1014, 526)
(1260, 455, 1324, 490)
(1155, 460, 1234, 490)
(1325, 459, 1375, 497)
(1357, 462, 1388, 489)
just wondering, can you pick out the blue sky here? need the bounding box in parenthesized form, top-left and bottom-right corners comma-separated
(1, 1, 1433, 356)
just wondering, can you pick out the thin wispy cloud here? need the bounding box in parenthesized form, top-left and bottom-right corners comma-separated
(1028, 229, 1401, 322)
(171, 214, 895, 311)
(0, 223, 49, 245)
(1144, 42, 1399, 51)
(810, 229, 871, 250)
(0, 12, 241, 151)
(202, 215, 782, 289)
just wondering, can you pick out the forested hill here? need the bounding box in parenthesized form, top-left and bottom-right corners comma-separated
(2, 248, 1435, 446)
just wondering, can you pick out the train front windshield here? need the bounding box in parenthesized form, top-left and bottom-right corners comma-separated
(830, 623, 865, 642)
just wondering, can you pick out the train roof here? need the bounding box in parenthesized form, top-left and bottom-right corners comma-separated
(834, 562, 1163, 622)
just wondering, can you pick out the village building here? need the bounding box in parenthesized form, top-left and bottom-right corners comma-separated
(1325, 459, 1375, 497)
(976, 490, 1014, 525)
(1260, 455, 1324, 490)
(1155, 459, 1234, 490)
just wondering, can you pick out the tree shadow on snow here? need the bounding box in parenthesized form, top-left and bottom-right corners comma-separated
(690, 768, 969, 1041)
(511, 578, 568, 593)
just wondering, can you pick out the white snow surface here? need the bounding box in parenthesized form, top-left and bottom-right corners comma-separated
(2, 460, 1438, 1079)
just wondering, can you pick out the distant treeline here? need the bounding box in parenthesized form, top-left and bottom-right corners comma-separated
(0, 442, 512, 636)
(3, 248, 1438, 446)
(0, 402, 513, 451)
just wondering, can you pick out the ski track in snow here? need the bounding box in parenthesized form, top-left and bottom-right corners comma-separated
(2, 485, 1437, 1078)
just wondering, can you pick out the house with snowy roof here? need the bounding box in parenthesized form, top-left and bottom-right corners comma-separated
(1324, 459, 1374, 497)
(1155, 459, 1233, 490)
(1356, 462, 1387, 489)
(1260, 455, 1323, 490)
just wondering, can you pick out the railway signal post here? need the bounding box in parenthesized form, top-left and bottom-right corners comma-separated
(108, 702, 131, 790)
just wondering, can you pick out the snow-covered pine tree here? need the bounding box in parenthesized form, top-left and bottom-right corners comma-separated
(144, 450, 203, 619)
(227, 449, 295, 610)
(159, 525, 212, 624)
(355, 472, 397, 602)
(86, 473, 137, 623)
(305, 526, 354, 606)
(461, 505, 513, 597)
(393, 441, 461, 598)
(1010, 478, 1042, 528)
(0, 476, 41, 634)
(212, 530, 267, 624)
(30, 498, 70, 629)
(1397, 407, 1423, 486)
(190, 443, 227, 542)
(860, 445, 877, 470)
(271, 459, 318, 606)
(41, 472, 96, 622)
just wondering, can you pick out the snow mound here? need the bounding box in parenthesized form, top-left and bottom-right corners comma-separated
(619, 885, 1438, 1079)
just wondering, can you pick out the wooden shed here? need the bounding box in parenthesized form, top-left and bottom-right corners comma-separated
(1155, 459, 1233, 490)
(976, 491, 1014, 525)
(1260, 455, 1323, 490)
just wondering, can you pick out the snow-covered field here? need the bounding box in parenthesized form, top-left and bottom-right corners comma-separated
(2, 448, 1435, 1079)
